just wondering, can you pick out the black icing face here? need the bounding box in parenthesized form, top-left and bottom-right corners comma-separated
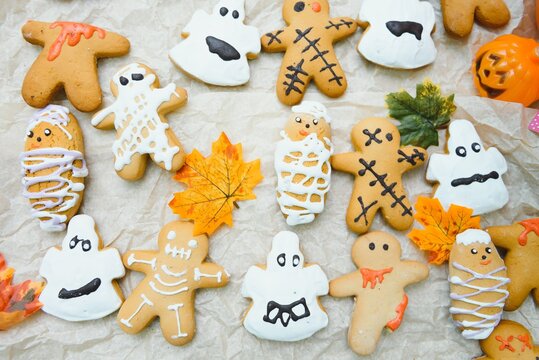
(276, 252, 301, 268)
(218, 6, 240, 19)
(69, 236, 92, 252)
(294, 1, 305, 12)
(362, 128, 394, 147)
(467, 244, 495, 266)
(454, 142, 482, 158)
(263, 297, 311, 327)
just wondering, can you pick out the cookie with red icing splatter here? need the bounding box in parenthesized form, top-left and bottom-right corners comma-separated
(21, 21, 130, 112)
(476, 320, 539, 359)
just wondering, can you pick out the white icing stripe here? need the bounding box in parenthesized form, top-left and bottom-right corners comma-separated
(127, 254, 157, 271)
(165, 243, 191, 259)
(168, 303, 188, 339)
(120, 293, 154, 328)
(27, 105, 73, 140)
(149, 281, 188, 296)
(154, 274, 187, 287)
(161, 265, 186, 278)
(291, 101, 331, 123)
(194, 267, 222, 283)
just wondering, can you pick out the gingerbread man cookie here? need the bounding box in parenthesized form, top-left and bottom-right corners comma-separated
(117, 221, 229, 346)
(261, 0, 357, 105)
(92, 63, 187, 181)
(332, 117, 428, 234)
(441, 0, 510, 38)
(22, 21, 130, 112)
(487, 219, 539, 311)
(330, 231, 429, 356)
(476, 320, 539, 360)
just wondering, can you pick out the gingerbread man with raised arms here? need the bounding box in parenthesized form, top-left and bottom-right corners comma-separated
(330, 232, 429, 356)
(261, 0, 357, 105)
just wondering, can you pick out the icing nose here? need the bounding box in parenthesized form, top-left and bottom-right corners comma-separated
(37, 137, 42, 142)
(481, 255, 487, 260)
(305, 124, 310, 128)
(311, 2, 321, 12)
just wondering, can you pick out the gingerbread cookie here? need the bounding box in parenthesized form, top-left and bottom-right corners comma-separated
(22, 21, 130, 112)
(241, 231, 328, 342)
(39, 215, 125, 321)
(21, 105, 87, 232)
(476, 320, 539, 360)
(261, 0, 357, 105)
(357, 0, 437, 69)
(117, 221, 229, 346)
(332, 117, 427, 234)
(441, 0, 510, 38)
(169, 0, 260, 86)
(92, 63, 187, 181)
(426, 119, 508, 215)
(487, 219, 539, 311)
(330, 231, 429, 356)
(449, 229, 509, 340)
(275, 101, 333, 226)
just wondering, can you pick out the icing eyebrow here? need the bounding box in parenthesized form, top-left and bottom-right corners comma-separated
(131, 73, 144, 81)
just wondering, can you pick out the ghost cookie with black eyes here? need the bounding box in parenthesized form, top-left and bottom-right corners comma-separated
(169, 0, 260, 86)
(39, 215, 125, 321)
(91, 63, 187, 181)
(426, 119, 508, 215)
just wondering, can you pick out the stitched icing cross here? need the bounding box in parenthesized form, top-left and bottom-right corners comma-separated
(354, 196, 378, 225)
(363, 128, 382, 146)
(266, 30, 284, 46)
(284, 59, 308, 95)
(517, 334, 533, 352)
(325, 19, 354, 30)
(496, 335, 516, 352)
(397, 149, 425, 166)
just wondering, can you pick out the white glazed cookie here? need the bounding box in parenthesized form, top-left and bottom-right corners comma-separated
(426, 119, 508, 215)
(169, 0, 261, 86)
(357, 0, 437, 69)
(241, 231, 329, 342)
(39, 215, 125, 321)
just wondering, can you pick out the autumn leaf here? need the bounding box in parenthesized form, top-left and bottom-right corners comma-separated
(407, 197, 481, 265)
(0, 253, 44, 330)
(169, 133, 263, 236)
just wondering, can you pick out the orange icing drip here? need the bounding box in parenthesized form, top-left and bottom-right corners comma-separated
(517, 334, 533, 352)
(47, 21, 106, 61)
(518, 218, 539, 246)
(360, 267, 393, 289)
(386, 294, 408, 331)
(496, 335, 516, 352)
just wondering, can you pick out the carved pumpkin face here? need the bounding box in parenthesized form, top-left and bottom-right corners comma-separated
(473, 35, 539, 107)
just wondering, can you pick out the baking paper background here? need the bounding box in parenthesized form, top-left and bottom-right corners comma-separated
(0, 0, 538, 359)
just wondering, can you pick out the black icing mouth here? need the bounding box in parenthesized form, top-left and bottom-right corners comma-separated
(58, 278, 101, 299)
(262, 297, 310, 327)
(205, 36, 241, 61)
(386, 21, 423, 40)
(451, 171, 500, 187)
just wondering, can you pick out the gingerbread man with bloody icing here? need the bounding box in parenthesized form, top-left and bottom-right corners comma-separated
(330, 231, 429, 356)
(22, 21, 130, 112)
(261, 0, 357, 106)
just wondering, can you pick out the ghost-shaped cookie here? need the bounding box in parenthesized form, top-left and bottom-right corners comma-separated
(241, 231, 329, 342)
(169, 0, 261, 86)
(39, 215, 125, 321)
(426, 119, 508, 215)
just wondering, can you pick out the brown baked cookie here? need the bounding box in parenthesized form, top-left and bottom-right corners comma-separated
(441, 0, 510, 38)
(22, 21, 130, 112)
(475, 320, 539, 359)
(261, 0, 357, 105)
(331, 117, 427, 234)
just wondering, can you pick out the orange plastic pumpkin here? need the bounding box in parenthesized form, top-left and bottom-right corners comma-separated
(473, 35, 539, 107)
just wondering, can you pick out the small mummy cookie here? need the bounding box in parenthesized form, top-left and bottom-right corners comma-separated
(357, 0, 437, 69)
(330, 232, 428, 356)
(169, 0, 260, 86)
(21, 105, 88, 232)
(39, 215, 125, 321)
(92, 63, 187, 181)
(275, 101, 333, 226)
(21, 21, 130, 112)
(441, 0, 510, 38)
(449, 229, 509, 340)
(426, 119, 508, 215)
(241, 231, 329, 342)
(117, 221, 229, 346)
(476, 320, 539, 360)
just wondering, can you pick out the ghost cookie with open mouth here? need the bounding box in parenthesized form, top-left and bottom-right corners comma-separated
(39, 215, 125, 321)
(169, 0, 261, 86)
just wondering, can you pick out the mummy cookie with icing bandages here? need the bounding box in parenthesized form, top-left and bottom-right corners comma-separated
(357, 0, 437, 69)
(241, 231, 329, 342)
(169, 0, 260, 86)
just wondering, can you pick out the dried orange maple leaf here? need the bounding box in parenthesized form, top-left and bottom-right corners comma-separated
(169, 132, 263, 236)
(408, 197, 481, 265)
(0, 253, 44, 330)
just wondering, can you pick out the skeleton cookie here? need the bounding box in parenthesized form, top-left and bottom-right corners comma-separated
(169, 0, 260, 86)
(476, 320, 539, 360)
(330, 232, 429, 356)
(332, 117, 428, 234)
(275, 101, 333, 226)
(241, 231, 329, 342)
(39, 215, 125, 321)
(21, 105, 88, 232)
(92, 63, 187, 181)
(426, 119, 508, 215)
(117, 221, 229, 346)
(261, 0, 358, 105)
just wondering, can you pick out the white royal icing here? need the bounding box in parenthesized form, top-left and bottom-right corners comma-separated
(26, 105, 73, 140)
(357, 0, 437, 69)
(291, 101, 332, 123)
(169, 0, 261, 86)
(456, 229, 491, 246)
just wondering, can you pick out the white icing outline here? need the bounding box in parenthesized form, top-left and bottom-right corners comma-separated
(127, 253, 157, 271)
(161, 265, 187, 278)
(168, 303, 188, 339)
(154, 274, 188, 287)
(193, 267, 223, 283)
(27, 105, 73, 140)
(149, 281, 189, 296)
(120, 293, 154, 328)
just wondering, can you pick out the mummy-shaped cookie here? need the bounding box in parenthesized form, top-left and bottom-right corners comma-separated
(275, 101, 333, 226)
(21, 105, 88, 232)
(169, 0, 260, 86)
(39, 215, 125, 321)
(357, 0, 437, 69)
(426, 120, 508, 215)
(449, 229, 509, 340)
(241, 231, 329, 342)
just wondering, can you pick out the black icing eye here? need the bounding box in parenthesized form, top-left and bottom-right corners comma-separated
(294, 1, 305, 12)
(232, 10, 239, 19)
(471, 142, 481, 153)
(486, 247, 492, 254)
(292, 255, 300, 267)
(69, 237, 78, 249)
(277, 253, 286, 267)
(386, 133, 393, 141)
(220, 7, 228, 16)
(455, 146, 467, 157)
(44, 128, 51, 136)
(82, 240, 92, 252)
(131, 73, 144, 81)
(27, 130, 34, 138)
(119, 76, 129, 86)
(471, 248, 478, 255)
(295, 117, 302, 123)
(369, 242, 375, 251)
(313, 119, 319, 125)
(383, 244, 389, 251)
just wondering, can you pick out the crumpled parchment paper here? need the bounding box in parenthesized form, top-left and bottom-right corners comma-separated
(0, 0, 537, 359)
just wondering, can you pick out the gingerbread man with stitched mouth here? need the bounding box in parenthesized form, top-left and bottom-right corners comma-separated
(330, 231, 429, 356)
(331, 117, 428, 234)
(261, 0, 357, 106)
